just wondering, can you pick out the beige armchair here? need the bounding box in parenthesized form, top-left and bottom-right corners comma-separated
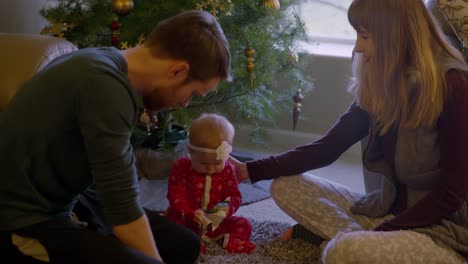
(0, 33, 77, 111)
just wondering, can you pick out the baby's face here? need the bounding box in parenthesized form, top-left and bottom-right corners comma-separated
(190, 151, 226, 175)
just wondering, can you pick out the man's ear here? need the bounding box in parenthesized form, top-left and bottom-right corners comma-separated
(169, 62, 190, 83)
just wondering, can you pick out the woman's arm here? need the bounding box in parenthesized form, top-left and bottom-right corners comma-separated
(375, 70, 468, 231)
(247, 100, 370, 183)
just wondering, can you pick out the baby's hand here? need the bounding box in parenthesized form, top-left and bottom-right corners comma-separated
(222, 205, 230, 215)
(194, 209, 205, 225)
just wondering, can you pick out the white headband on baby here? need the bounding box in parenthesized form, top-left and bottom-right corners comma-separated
(188, 141, 232, 162)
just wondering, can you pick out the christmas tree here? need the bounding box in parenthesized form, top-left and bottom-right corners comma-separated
(40, 0, 313, 151)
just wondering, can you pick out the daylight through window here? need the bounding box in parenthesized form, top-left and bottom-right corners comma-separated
(298, 0, 355, 43)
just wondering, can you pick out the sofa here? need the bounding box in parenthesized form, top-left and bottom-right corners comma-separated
(0, 33, 77, 111)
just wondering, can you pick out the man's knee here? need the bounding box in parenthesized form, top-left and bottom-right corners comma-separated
(159, 226, 200, 264)
(0, 232, 49, 264)
(184, 231, 201, 262)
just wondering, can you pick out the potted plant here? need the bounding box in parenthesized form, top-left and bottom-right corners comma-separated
(132, 111, 190, 179)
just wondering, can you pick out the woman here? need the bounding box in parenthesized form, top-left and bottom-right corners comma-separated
(231, 0, 468, 263)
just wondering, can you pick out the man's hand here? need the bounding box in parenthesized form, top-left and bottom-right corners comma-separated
(229, 155, 249, 182)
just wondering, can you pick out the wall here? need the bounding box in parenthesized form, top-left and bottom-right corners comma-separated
(234, 52, 361, 160)
(0, 0, 48, 34)
(277, 53, 354, 134)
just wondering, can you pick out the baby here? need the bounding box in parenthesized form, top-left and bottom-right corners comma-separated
(165, 113, 255, 254)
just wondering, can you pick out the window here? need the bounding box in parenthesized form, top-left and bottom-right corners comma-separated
(296, 0, 355, 57)
(298, 0, 355, 43)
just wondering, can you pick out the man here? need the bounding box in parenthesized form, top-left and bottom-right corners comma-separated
(0, 10, 231, 264)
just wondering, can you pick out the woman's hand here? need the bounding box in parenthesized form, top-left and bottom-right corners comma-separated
(229, 155, 250, 183)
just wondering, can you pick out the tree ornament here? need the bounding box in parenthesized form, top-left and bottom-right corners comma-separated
(111, 0, 133, 47)
(111, 20, 120, 30)
(136, 33, 146, 45)
(120, 41, 130, 50)
(111, 0, 134, 16)
(120, 34, 146, 50)
(245, 44, 256, 88)
(259, 0, 281, 11)
(285, 48, 299, 66)
(292, 88, 304, 130)
(40, 20, 74, 39)
(138, 108, 158, 135)
(196, 0, 232, 17)
(111, 0, 134, 48)
(111, 17, 121, 47)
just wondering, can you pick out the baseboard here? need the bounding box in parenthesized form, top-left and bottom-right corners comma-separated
(233, 125, 361, 162)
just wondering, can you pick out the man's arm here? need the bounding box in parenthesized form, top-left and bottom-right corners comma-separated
(113, 214, 162, 261)
(77, 74, 160, 259)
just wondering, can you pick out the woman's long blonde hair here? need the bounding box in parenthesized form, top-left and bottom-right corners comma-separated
(347, 0, 467, 134)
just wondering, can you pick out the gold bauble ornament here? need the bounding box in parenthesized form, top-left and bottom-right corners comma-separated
(285, 49, 299, 66)
(259, 0, 280, 11)
(112, 0, 134, 16)
(292, 88, 304, 130)
(245, 45, 256, 88)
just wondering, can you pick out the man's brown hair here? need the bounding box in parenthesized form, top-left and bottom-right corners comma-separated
(145, 10, 232, 82)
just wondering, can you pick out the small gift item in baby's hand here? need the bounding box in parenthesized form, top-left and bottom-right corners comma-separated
(203, 200, 230, 232)
(204, 201, 229, 214)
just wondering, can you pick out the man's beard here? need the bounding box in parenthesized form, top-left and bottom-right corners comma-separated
(141, 83, 168, 111)
(142, 95, 165, 111)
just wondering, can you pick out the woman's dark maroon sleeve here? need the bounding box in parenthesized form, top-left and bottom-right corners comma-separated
(248, 100, 370, 183)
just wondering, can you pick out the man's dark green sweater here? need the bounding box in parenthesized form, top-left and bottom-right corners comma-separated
(0, 47, 144, 231)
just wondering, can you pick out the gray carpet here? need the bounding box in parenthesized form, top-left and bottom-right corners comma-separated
(197, 219, 321, 264)
(139, 178, 272, 212)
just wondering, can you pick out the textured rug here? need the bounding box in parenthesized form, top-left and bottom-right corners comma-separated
(139, 178, 272, 212)
(196, 219, 321, 264)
